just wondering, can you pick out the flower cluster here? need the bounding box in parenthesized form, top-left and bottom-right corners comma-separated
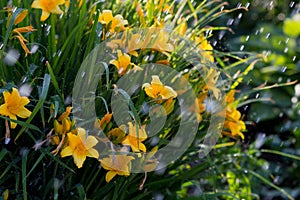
(0, 0, 249, 190)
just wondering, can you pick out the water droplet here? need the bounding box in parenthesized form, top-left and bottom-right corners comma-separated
(255, 133, 266, 149)
(285, 38, 289, 43)
(278, 77, 283, 82)
(245, 35, 250, 41)
(4, 49, 20, 66)
(279, 112, 283, 117)
(46, 25, 51, 32)
(277, 13, 285, 21)
(294, 84, 300, 96)
(256, 117, 261, 123)
(154, 193, 164, 200)
(291, 96, 298, 103)
(245, 2, 250, 9)
(218, 31, 225, 40)
(281, 66, 287, 72)
(290, 1, 295, 7)
(255, 93, 260, 98)
(226, 18, 234, 26)
(260, 27, 264, 33)
(0, 43, 3, 50)
(56, 49, 62, 57)
(237, 13, 243, 19)
(19, 84, 33, 97)
(292, 56, 296, 61)
(212, 41, 217, 46)
(265, 33, 271, 39)
(284, 47, 288, 53)
(240, 45, 244, 51)
(269, 1, 274, 10)
(220, 6, 224, 11)
(30, 45, 39, 54)
(236, 3, 242, 8)
(5, 138, 11, 145)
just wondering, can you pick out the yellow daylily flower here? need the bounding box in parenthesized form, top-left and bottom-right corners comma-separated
(98, 10, 128, 34)
(61, 128, 99, 168)
(142, 75, 177, 100)
(193, 92, 208, 122)
(203, 68, 220, 99)
(221, 90, 246, 139)
(31, 0, 65, 21)
(98, 10, 114, 24)
(100, 154, 135, 182)
(106, 32, 141, 56)
(223, 108, 246, 139)
(122, 122, 147, 152)
(194, 34, 214, 62)
(0, 88, 31, 129)
(110, 50, 141, 75)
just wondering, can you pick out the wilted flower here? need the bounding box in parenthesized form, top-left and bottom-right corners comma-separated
(0, 88, 31, 129)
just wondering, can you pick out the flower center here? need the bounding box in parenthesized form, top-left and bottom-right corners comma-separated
(75, 142, 87, 154)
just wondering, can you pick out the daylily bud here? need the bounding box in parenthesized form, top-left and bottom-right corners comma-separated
(50, 135, 60, 145)
(54, 120, 63, 134)
(62, 117, 71, 132)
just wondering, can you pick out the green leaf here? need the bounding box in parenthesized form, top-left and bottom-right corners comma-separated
(15, 74, 51, 142)
(283, 14, 300, 37)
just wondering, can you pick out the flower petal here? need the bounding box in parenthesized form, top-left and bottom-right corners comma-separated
(40, 11, 50, 21)
(73, 152, 86, 168)
(31, 0, 42, 9)
(161, 86, 177, 99)
(85, 135, 98, 149)
(16, 107, 31, 118)
(60, 146, 73, 157)
(8, 114, 17, 129)
(58, 0, 66, 5)
(0, 104, 10, 117)
(105, 171, 117, 182)
(51, 6, 63, 14)
(77, 128, 87, 143)
(151, 76, 163, 85)
(87, 148, 99, 159)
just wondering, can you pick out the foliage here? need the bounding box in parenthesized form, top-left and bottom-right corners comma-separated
(0, 0, 299, 199)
